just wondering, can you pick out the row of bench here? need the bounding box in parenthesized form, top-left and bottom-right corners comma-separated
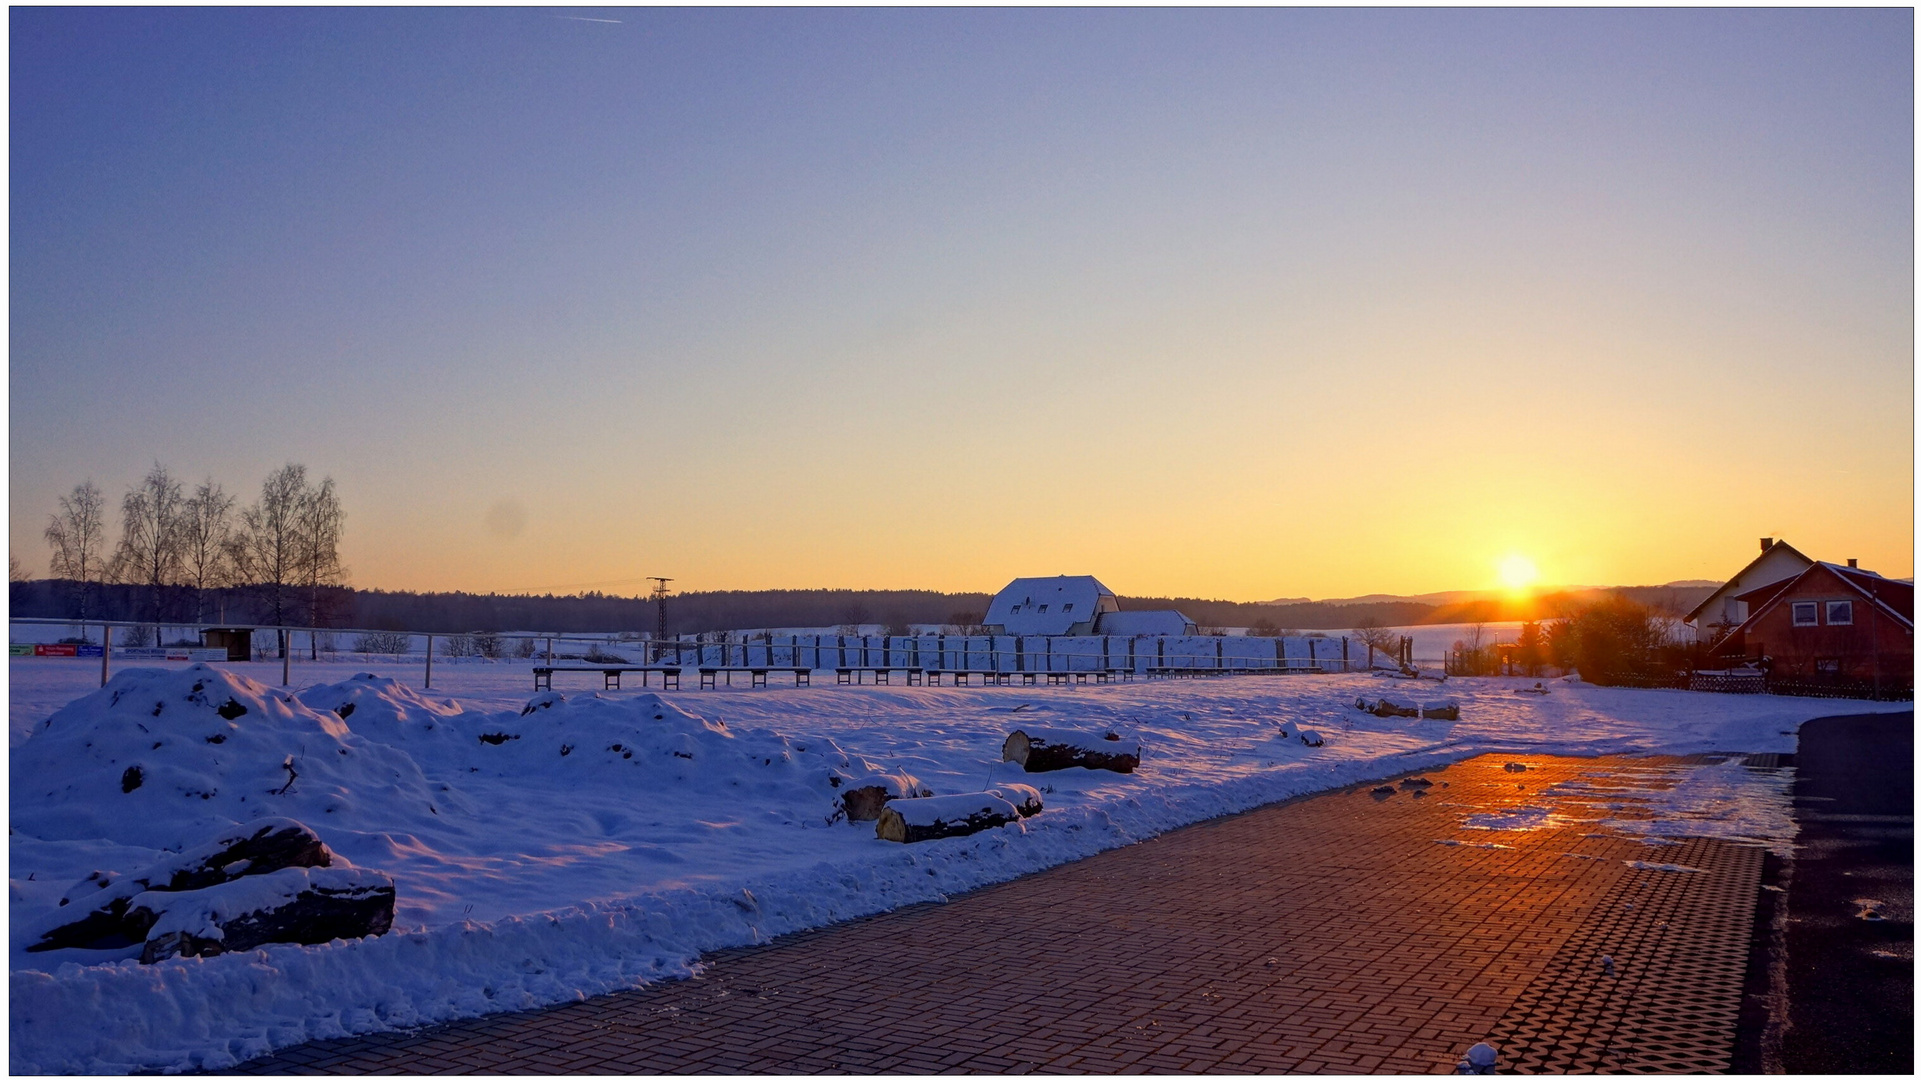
(530, 662, 1327, 691)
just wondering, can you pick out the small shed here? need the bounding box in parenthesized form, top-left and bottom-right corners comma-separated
(200, 628, 253, 662)
(985, 576, 1120, 636)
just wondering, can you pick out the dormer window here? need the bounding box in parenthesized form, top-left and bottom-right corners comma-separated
(1826, 601, 1853, 625)
(1038, 604, 1048, 613)
(1062, 604, 1073, 613)
(1792, 602, 1819, 627)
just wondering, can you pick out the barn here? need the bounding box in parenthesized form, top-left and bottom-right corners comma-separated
(984, 576, 1121, 636)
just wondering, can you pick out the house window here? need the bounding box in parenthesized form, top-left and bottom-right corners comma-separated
(1826, 601, 1853, 625)
(1038, 605, 1048, 613)
(1062, 604, 1073, 613)
(1791, 602, 1819, 627)
(1816, 658, 1842, 676)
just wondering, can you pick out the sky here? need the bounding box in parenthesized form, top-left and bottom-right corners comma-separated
(9, 8, 1914, 601)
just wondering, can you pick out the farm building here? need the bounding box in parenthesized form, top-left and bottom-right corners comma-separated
(1095, 609, 1199, 636)
(984, 576, 1120, 636)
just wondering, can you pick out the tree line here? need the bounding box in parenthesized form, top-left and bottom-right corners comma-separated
(32, 463, 344, 646)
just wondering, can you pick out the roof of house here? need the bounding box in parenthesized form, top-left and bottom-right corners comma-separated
(985, 576, 1118, 636)
(1733, 562, 1914, 631)
(1685, 540, 1814, 624)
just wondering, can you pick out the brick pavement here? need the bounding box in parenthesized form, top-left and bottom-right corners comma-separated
(227, 754, 1766, 1074)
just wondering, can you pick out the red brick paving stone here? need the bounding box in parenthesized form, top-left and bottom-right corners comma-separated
(216, 753, 1765, 1075)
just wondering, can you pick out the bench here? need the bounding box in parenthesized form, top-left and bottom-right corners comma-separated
(834, 667, 924, 686)
(698, 667, 812, 689)
(533, 666, 682, 691)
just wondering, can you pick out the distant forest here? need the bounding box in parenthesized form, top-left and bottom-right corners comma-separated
(9, 580, 1719, 636)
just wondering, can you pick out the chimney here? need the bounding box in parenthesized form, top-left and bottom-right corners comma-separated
(1761, 537, 1774, 553)
(1848, 558, 1858, 569)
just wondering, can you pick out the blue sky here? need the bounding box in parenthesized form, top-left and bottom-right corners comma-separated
(10, 8, 1913, 598)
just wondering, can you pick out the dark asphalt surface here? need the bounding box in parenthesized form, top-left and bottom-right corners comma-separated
(1776, 711, 1913, 1074)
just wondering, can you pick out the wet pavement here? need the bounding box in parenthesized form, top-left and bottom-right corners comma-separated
(226, 753, 1777, 1074)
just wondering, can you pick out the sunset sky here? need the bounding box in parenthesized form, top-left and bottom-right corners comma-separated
(10, 8, 1913, 601)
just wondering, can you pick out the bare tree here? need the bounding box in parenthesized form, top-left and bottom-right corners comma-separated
(44, 481, 107, 623)
(178, 478, 236, 623)
(111, 463, 186, 643)
(1351, 617, 1400, 667)
(297, 475, 346, 658)
(235, 465, 309, 649)
(9, 555, 27, 583)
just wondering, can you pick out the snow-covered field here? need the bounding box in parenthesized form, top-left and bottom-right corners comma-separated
(8, 656, 1870, 1073)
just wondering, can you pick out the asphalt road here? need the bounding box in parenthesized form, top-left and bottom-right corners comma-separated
(1775, 711, 1913, 1074)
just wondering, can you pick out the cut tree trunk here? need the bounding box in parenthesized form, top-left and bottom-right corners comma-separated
(876, 793, 1020, 843)
(989, 783, 1044, 817)
(1002, 728, 1141, 773)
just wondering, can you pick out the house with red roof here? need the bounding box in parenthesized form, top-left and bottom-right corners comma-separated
(1711, 560, 1913, 690)
(1684, 538, 1814, 642)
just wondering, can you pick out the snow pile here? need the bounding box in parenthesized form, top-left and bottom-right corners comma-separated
(10, 665, 438, 851)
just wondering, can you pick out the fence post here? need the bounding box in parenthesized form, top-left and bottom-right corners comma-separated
(1342, 636, 1349, 671)
(1216, 637, 1224, 670)
(424, 634, 435, 689)
(1016, 636, 1025, 673)
(281, 630, 291, 686)
(1308, 637, 1317, 668)
(100, 623, 112, 686)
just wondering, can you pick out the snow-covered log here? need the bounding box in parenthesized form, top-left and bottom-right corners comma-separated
(834, 771, 931, 822)
(29, 818, 331, 953)
(135, 866, 395, 964)
(1001, 728, 1141, 773)
(989, 783, 1044, 817)
(1421, 700, 1461, 721)
(875, 793, 1021, 843)
(1369, 698, 1421, 718)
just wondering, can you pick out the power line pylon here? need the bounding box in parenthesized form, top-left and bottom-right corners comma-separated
(647, 577, 673, 661)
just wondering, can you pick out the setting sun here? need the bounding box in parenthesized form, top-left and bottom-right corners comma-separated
(1497, 554, 1540, 592)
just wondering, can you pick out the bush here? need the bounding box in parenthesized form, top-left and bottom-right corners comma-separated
(354, 631, 410, 655)
(473, 631, 504, 659)
(1569, 596, 1681, 685)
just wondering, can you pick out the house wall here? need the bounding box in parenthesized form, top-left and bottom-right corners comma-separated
(1736, 572, 1913, 686)
(1689, 544, 1813, 641)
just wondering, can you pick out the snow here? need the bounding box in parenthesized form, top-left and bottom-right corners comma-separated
(8, 656, 1879, 1073)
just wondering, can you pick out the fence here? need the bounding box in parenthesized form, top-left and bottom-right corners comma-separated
(9, 617, 1365, 690)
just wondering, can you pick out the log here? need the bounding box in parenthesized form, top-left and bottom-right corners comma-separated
(1002, 728, 1141, 774)
(135, 866, 395, 964)
(30, 818, 331, 953)
(1421, 701, 1461, 721)
(876, 793, 1020, 843)
(835, 771, 932, 822)
(1369, 698, 1421, 718)
(989, 783, 1044, 817)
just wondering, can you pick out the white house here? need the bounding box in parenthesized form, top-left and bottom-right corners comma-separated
(984, 576, 1120, 636)
(1685, 538, 1815, 642)
(1095, 609, 1198, 636)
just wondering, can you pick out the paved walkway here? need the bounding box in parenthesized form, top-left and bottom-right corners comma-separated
(231, 754, 1767, 1074)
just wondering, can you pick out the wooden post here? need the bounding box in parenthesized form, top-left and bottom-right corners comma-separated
(1308, 637, 1317, 668)
(1016, 636, 1025, 673)
(100, 623, 112, 686)
(1342, 636, 1349, 671)
(424, 634, 435, 689)
(1216, 637, 1224, 670)
(281, 630, 290, 686)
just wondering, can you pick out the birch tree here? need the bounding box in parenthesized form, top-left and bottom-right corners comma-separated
(111, 463, 186, 642)
(236, 464, 308, 636)
(44, 481, 107, 623)
(179, 478, 236, 623)
(296, 475, 346, 659)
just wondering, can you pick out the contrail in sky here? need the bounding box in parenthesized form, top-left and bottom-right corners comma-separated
(555, 15, 622, 23)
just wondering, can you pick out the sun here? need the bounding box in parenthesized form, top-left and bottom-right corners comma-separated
(1497, 554, 1540, 592)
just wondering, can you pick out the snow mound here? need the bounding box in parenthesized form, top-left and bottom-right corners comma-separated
(441, 691, 865, 822)
(295, 673, 466, 744)
(10, 666, 437, 850)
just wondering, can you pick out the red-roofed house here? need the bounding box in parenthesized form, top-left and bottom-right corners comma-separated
(1712, 561, 1913, 690)
(1685, 538, 1814, 642)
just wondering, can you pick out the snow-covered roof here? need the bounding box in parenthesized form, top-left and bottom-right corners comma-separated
(1095, 610, 1196, 636)
(985, 576, 1118, 636)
